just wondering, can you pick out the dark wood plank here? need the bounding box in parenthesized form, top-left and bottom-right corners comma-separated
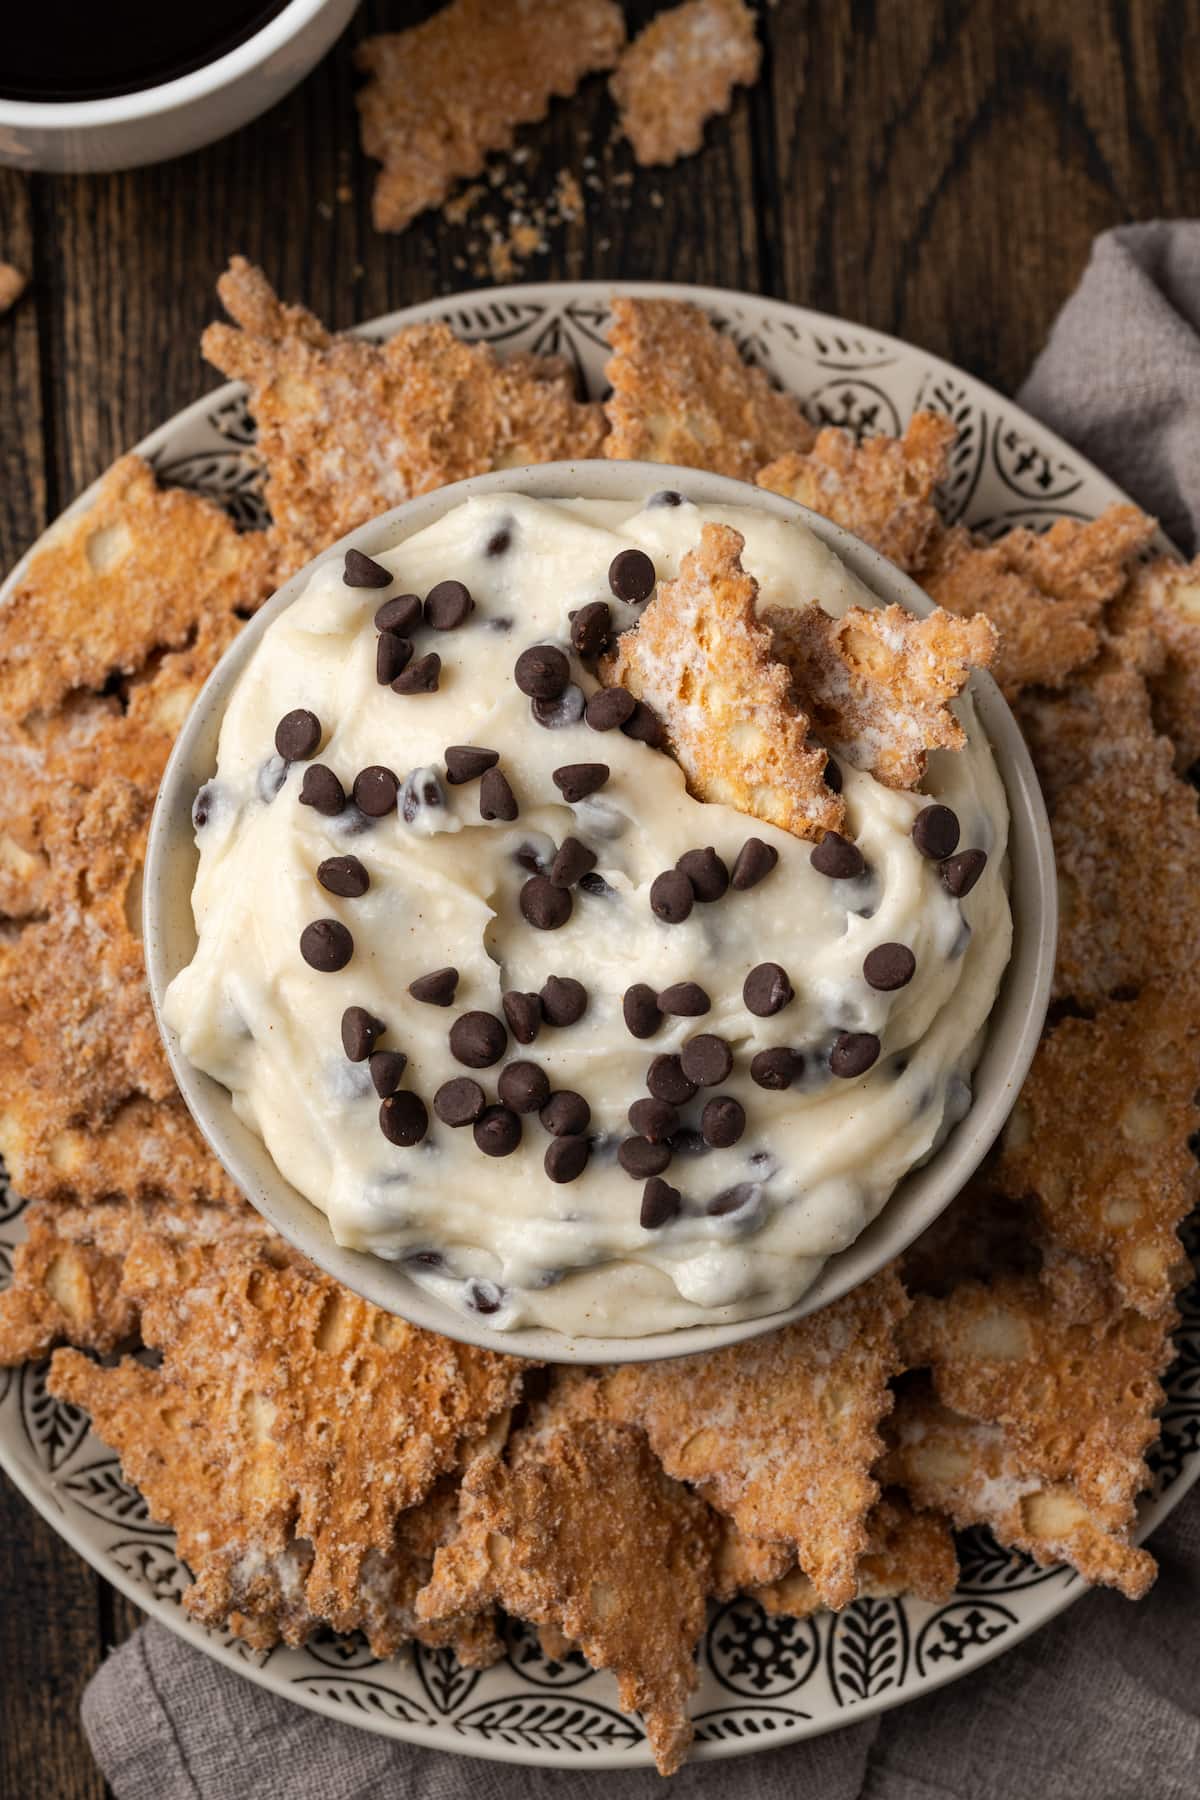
(0, 168, 46, 566)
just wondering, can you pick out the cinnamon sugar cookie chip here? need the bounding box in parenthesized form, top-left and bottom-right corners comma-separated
(604, 523, 843, 838)
(356, 0, 624, 232)
(602, 295, 815, 477)
(610, 0, 760, 168)
(901, 1270, 1175, 1532)
(710, 1518, 795, 1601)
(0, 454, 271, 723)
(1109, 555, 1200, 768)
(0, 696, 123, 921)
(203, 259, 606, 569)
(593, 1265, 909, 1609)
(919, 505, 1155, 697)
(766, 598, 997, 789)
(883, 1382, 1157, 1599)
(1013, 655, 1158, 806)
(752, 1491, 958, 1620)
(417, 1414, 716, 1775)
(758, 411, 956, 575)
(998, 989, 1199, 1317)
(49, 1236, 524, 1654)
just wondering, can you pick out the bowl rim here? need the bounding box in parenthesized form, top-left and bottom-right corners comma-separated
(0, 0, 333, 127)
(143, 458, 1057, 1363)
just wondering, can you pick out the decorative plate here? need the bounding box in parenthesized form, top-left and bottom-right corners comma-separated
(2, 282, 1197, 1769)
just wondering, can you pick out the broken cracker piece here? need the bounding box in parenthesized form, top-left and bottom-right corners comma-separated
(0, 263, 27, 313)
(610, 0, 760, 168)
(355, 0, 624, 233)
(1012, 655, 1158, 807)
(0, 455, 271, 724)
(48, 1236, 525, 1653)
(998, 988, 1199, 1317)
(604, 522, 843, 839)
(602, 294, 814, 478)
(753, 1491, 958, 1619)
(710, 1517, 795, 1601)
(593, 1265, 909, 1609)
(883, 1381, 1156, 1600)
(767, 597, 996, 789)
(1109, 554, 1200, 769)
(417, 1414, 716, 1775)
(758, 411, 955, 575)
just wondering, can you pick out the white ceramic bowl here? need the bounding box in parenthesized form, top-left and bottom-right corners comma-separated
(0, 0, 357, 174)
(144, 459, 1057, 1363)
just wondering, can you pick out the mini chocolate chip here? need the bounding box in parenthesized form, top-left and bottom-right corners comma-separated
(550, 836, 596, 888)
(578, 871, 615, 897)
(743, 962, 793, 1017)
(370, 1049, 409, 1097)
(676, 846, 729, 902)
(658, 981, 710, 1017)
(468, 1280, 503, 1313)
(650, 869, 693, 924)
(621, 699, 663, 746)
(708, 1183, 757, 1217)
(448, 1010, 507, 1069)
(473, 1105, 522, 1157)
(624, 983, 662, 1039)
(299, 764, 345, 816)
(533, 683, 585, 729)
(424, 579, 474, 630)
(572, 601, 613, 658)
(629, 1097, 678, 1141)
(374, 592, 421, 634)
(445, 745, 499, 784)
(520, 875, 573, 930)
(317, 855, 370, 898)
(341, 1005, 385, 1062)
(300, 919, 352, 971)
(640, 1177, 681, 1228)
(498, 1060, 551, 1113)
(751, 1047, 802, 1090)
(650, 489, 684, 508)
(545, 1134, 590, 1183)
(701, 1096, 746, 1149)
(553, 762, 609, 803)
(352, 765, 399, 817)
(540, 975, 588, 1027)
(516, 838, 552, 874)
(258, 756, 288, 803)
(619, 1135, 671, 1178)
(863, 943, 916, 991)
(502, 990, 542, 1045)
(479, 767, 519, 822)
(586, 685, 636, 731)
(608, 547, 656, 603)
(434, 1077, 485, 1126)
(408, 967, 459, 1006)
(486, 526, 512, 557)
(680, 1033, 733, 1087)
(913, 804, 961, 860)
(376, 633, 413, 685)
(823, 756, 844, 794)
(540, 1090, 591, 1137)
(810, 831, 866, 879)
(275, 709, 321, 762)
(647, 1054, 697, 1106)
(344, 548, 392, 588)
(401, 768, 444, 823)
(667, 1128, 709, 1157)
(393, 652, 441, 694)
(940, 848, 988, 897)
(830, 1032, 881, 1078)
(514, 644, 569, 699)
(730, 837, 778, 890)
(379, 1091, 428, 1145)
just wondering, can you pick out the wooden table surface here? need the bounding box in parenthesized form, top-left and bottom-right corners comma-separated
(2, 1, 1199, 1792)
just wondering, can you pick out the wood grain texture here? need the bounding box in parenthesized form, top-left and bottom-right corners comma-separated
(1, 2, 1198, 1793)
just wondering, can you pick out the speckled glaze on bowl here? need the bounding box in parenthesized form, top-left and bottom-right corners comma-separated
(144, 458, 1056, 1363)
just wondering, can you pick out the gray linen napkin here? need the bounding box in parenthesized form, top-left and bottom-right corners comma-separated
(83, 222, 1200, 1798)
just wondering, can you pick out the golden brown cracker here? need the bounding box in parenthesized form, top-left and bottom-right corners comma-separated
(602, 294, 815, 478)
(0, 697, 123, 922)
(753, 1491, 958, 1619)
(593, 1266, 909, 1609)
(1012, 655, 1158, 807)
(767, 598, 996, 789)
(203, 259, 606, 570)
(758, 411, 955, 575)
(0, 455, 271, 724)
(356, 1, 624, 232)
(417, 1414, 716, 1775)
(1109, 554, 1200, 769)
(610, 0, 760, 168)
(605, 522, 844, 839)
(883, 1381, 1156, 1600)
(710, 1517, 795, 1601)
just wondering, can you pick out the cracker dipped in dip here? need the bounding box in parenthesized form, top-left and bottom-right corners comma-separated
(165, 490, 1010, 1335)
